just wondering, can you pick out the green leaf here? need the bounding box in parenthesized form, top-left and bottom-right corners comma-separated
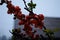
(43, 29, 54, 35)
(27, 3, 36, 9)
(53, 28, 60, 32)
(43, 28, 60, 35)
(33, 4, 36, 6)
(28, 3, 31, 6)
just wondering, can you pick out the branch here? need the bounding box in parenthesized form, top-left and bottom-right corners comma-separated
(43, 26, 52, 40)
(0, 0, 5, 5)
(23, 0, 28, 8)
(43, 26, 46, 30)
(30, 0, 33, 12)
(24, 8, 33, 13)
(23, 0, 34, 14)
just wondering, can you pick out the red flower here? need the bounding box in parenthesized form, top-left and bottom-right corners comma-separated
(7, 1, 12, 8)
(7, 10, 12, 14)
(35, 34, 39, 38)
(39, 25, 43, 29)
(7, 1, 15, 14)
(23, 23, 32, 31)
(26, 31, 34, 38)
(30, 19, 38, 25)
(38, 14, 44, 20)
(26, 15, 30, 20)
(33, 14, 39, 19)
(16, 13, 22, 19)
(35, 24, 38, 28)
(21, 14, 25, 18)
(15, 6, 21, 12)
(18, 20, 24, 25)
(38, 22, 44, 29)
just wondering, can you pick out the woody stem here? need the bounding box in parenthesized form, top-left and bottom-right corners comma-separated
(23, 0, 34, 14)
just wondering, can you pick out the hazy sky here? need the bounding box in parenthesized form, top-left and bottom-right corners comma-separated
(0, 0, 60, 38)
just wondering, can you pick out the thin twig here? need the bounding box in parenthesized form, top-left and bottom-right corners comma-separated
(43, 26, 46, 30)
(43, 26, 52, 40)
(24, 8, 33, 13)
(23, 0, 34, 14)
(23, 0, 28, 9)
(31, 0, 33, 12)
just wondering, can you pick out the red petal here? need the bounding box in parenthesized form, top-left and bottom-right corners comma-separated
(35, 34, 39, 38)
(18, 21, 24, 25)
(26, 15, 30, 20)
(24, 23, 32, 31)
(38, 14, 44, 20)
(30, 19, 38, 24)
(15, 6, 21, 12)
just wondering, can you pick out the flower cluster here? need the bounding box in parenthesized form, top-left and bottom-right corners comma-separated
(6, 1, 44, 39)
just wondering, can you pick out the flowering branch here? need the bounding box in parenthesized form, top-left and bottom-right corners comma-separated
(0, 0, 55, 40)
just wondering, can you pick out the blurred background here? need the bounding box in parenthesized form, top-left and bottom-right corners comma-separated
(0, 0, 60, 40)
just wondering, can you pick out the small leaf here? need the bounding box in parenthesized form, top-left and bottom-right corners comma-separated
(33, 4, 36, 6)
(43, 29, 54, 35)
(28, 3, 31, 6)
(53, 28, 60, 32)
(28, 3, 36, 9)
